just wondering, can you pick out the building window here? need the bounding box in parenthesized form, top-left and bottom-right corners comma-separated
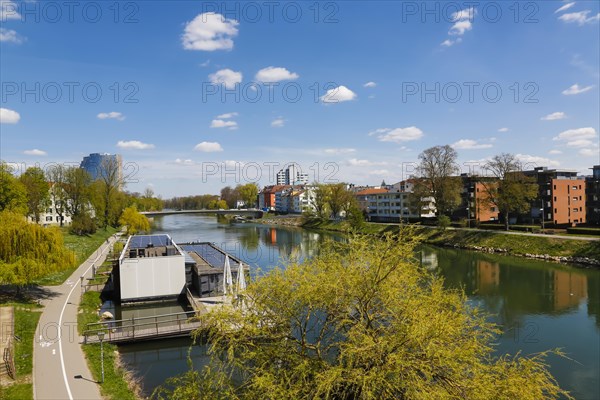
(46, 216, 53, 222)
(47, 208, 52, 213)
(554, 208, 558, 213)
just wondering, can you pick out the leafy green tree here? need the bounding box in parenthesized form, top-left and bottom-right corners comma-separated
(237, 183, 259, 208)
(328, 183, 356, 219)
(0, 162, 27, 215)
(119, 206, 150, 235)
(70, 213, 97, 235)
(481, 153, 539, 231)
(63, 167, 92, 218)
(19, 166, 50, 223)
(207, 199, 228, 210)
(310, 183, 331, 220)
(155, 233, 568, 400)
(97, 156, 123, 228)
(411, 145, 462, 217)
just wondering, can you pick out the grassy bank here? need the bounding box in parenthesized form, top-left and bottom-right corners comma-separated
(78, 291, 138, 400)
(300, 219, 600, 263)
(33, 227, 118, 286)
(0, 303, 42, 400)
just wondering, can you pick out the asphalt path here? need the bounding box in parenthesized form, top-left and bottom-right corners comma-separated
(33, 234, 119, 400)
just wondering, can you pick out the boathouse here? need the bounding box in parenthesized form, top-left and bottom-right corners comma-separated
(118, 234, 186, 302)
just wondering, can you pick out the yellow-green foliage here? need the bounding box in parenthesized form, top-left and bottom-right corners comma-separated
(0, 211, 76, 286)
(155, 232, 569, 400)
(119, 206, 150, 235)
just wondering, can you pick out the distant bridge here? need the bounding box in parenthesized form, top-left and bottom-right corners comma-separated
(141, 209, 263, 218)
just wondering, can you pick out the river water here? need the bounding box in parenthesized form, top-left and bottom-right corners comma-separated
(118, 214, 600, 399)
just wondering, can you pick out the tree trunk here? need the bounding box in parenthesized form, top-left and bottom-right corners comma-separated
(504, 211, 510, 231)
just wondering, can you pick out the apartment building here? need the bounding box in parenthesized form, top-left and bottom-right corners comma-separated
(524, 167, 586, 226)
(456, 176, 500, 223)
(586, 165, 600, 226)
(355, 181, 434, 222)
(276, 165, 309, 186)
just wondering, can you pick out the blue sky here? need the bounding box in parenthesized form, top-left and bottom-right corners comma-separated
(1, 0, 599, 197)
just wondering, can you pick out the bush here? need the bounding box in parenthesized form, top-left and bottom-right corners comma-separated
(70, 213, 97, 236)
(437, 215, 451, 230)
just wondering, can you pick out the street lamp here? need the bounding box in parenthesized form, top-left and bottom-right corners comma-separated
(466, 207, 470, 228)
(97, 331, 105, 383)
(540, 199, 545, 232)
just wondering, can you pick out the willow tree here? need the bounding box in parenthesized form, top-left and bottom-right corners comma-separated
(0, 210, 76, 288)
(155, 233, 568, 400)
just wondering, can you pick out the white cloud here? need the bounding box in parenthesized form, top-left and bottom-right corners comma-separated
(516, 154, 560, 167)
(555, 2, 575, 13)
(369, 169, 390, 176)
(451, 139, 493, 150)
(451, 7, 476, 21)
(0, 28, 23, 44)
(553, 128, 599, 152)
(200, 60, 210, 67)
(324, 148, 356, 155)
(208, 69, 242, 89)
(321, 86, 357, 103)
(210, 119, 238, 129)
(558, 10, 600, 25)
(216, 112, 238, 119)
(553, 127, 597, 141)
(271, 118, 285, 128)
(0, 1, 20, 20)
(579, 147, 599, 157)
(363, 81, 377, 88)
(548, 150, 563, 155)
(97, 111, 125, 121)
(182, 12, 239, 51)
(24, 149, 47, 156)
(194, 141, 223, 152)
(255, 67, 299, 83)
(449, 20, 473, 35)
(347, 158, 387, 167)
(562, 83, 594, 95)
(498, 127, 509, 132)
(0, 108, 20, 124)
(175, 158, 196, 166)
(441, 38, 462, 47)
(373, 127, 424, 143)
(117, 140, 155, 150)
(541, 112, 567, 121)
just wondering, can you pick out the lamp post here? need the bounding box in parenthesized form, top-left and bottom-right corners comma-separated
(540, 199, 545, 232)
(466, 207, 470, 228)
(97, 331, 105, 383)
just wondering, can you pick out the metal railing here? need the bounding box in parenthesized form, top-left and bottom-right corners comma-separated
(83, 311, 199, 344)
(186, 288, 207, 314)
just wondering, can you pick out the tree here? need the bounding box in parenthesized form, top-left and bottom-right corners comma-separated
(328, 183, 356, 219)
(47, 164, 69, 226)
(220, 186, 240, 209)
(97, 156, 123, 228)
(19, 166, 50, 223)
(0, 210, 75, 289)
(481, 153, 539, 231)
(0, 162, 27, 215)
(310, 183, 331, 220)
(207, 199, 228, 210)
(63, 167, 92, 218)
(119, 206, 150, 235)
(411, 145, 462, 216)
(155, 233, 568, 400)
(237, 183, 259, 208)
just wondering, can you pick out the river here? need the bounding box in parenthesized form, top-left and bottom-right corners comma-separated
(118, 214, 600, 399)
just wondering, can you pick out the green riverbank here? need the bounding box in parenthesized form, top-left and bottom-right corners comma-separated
(262, 217, 600, 266)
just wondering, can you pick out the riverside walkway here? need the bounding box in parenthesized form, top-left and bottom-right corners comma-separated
(33, 234, 120, 400)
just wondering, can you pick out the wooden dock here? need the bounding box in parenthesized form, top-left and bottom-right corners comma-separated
(83, 311, 202, 344)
